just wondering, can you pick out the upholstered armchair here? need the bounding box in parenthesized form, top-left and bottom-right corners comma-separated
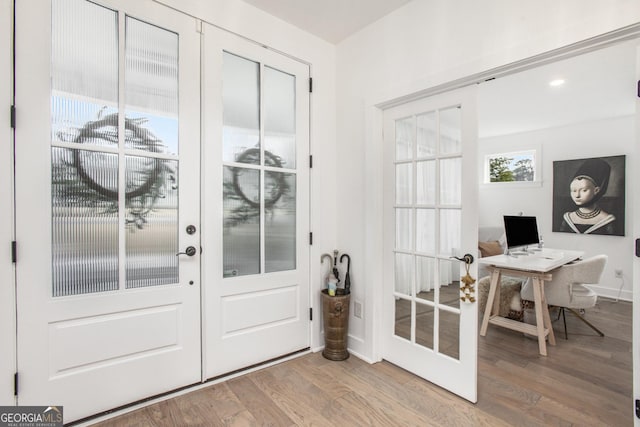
(520, 254, 607, 339)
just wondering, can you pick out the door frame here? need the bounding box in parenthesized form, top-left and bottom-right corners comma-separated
(368, 23, 640, 397)
(0, 0, 16, 407)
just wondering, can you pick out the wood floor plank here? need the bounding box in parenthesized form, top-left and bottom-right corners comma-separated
(225, 376, 295, 427)
(91, 299, 632, 426)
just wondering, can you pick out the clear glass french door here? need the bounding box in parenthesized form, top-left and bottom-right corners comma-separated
(201, 23, 310, 378)
(382, 86, 479, 402)
(15, 0, 201, 422)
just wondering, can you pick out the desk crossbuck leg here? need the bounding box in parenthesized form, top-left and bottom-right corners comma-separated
(532, 277, 555, 356)
(480, 269, 501, 336)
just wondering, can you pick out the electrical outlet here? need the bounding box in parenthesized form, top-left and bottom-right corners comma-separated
(354, 301, 363, 319)
(615, 269, 623, 278)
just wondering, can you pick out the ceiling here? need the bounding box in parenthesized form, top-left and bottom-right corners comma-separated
(477, 40, 637, 138)
(239, 0, 635, 137)
(240, 0, 412, 44)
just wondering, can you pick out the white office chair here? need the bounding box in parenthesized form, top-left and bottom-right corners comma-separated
(520, 255, 607, 339)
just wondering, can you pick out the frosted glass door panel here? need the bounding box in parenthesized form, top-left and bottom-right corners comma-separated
(221, 49, 302, 278)
(52, 147, 119, 297)
(264, 66, 296, 169)
(51, 0, 117, 143)
(265, 172, 296, 273)
(125, 17, 178, 155)
(223, 166, 260, 277)
(125, 157, 178, 288)
(51, 1, 185, 296)
(223, 52, 260, 164)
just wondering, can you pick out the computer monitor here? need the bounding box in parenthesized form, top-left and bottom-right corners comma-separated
(503, 215, 540, 252)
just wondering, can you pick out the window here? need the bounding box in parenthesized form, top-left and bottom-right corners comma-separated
(483, 149, 539, 185)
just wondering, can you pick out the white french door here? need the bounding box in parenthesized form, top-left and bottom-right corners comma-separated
(15, 0, 201, 422)
(381, 87, 479, 402)
(201, 24, 310, 378)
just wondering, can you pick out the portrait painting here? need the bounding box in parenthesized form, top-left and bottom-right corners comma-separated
(552, 155, 625, 236)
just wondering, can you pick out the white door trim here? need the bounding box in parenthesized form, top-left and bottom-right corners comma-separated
(0, 0, 16, 407)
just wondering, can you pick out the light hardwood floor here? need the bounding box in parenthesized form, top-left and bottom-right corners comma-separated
(91, 298, 632, 426)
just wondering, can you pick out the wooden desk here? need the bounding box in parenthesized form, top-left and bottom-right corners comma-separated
(479, 249, 583, 356)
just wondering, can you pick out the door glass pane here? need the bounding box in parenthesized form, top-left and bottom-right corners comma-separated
(416, 111, 436, 157)
(395, 208, 412, 251)
(395, 163, 412, 205)
(439, 107, 461, 154)
(223, 166, 260, 277)
(125, 17, 178, 155)
(223, 52, 260, 164)
(416, 255, 435, 302)
(439, 309, 460, 360)
(125, 157, 178, 288)
(265, 172, 296, 273)
(51, 0, 120, 297)
(439, 258, 459, 305)
(440, 157, 461, 205)
(52, 148, 119, 296)
(416, 160, 435, 205)
(415, 208, 435, 254)
(394, 297, 411, 341)
(264, 66, 295, 169)
(394, 253, 413, 296)
(439, 209, 461, 256)
(415, 300, 434, 349)
(51, 0, 118, 144)
(395, 117, 413, 160)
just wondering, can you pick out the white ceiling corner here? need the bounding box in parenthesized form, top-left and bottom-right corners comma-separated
(239, 0, 412, 44)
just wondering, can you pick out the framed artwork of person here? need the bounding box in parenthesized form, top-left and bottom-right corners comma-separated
(552, 155, 625, 236)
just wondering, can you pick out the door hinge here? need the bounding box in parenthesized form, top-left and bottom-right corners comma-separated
(309, 155, 313, 168)
(637, 81, 640, 98)
(11, 241, 16, 263)
(14, 372, 18, 396)
(636, 399, 640, 419)
(309, 77, 313, 93)
(309, 307, 313, 321)
(309, 232, 313, 245)
(10, 105, 16, 128)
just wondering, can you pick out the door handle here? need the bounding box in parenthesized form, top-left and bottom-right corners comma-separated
(450, 253, 474, 265)
(176, 246, 197, 257)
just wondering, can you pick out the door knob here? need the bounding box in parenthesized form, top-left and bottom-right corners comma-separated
(176, 246, 197, 257)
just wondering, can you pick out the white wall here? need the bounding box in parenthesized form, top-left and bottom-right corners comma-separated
(478, 116, 635, 300)
(336, 0, 640, 360)
(0, 0, 15, 406)
(154, 0, 337, 350)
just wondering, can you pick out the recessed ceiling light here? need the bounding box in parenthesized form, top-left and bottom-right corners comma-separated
(549, 79, 565, 87)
